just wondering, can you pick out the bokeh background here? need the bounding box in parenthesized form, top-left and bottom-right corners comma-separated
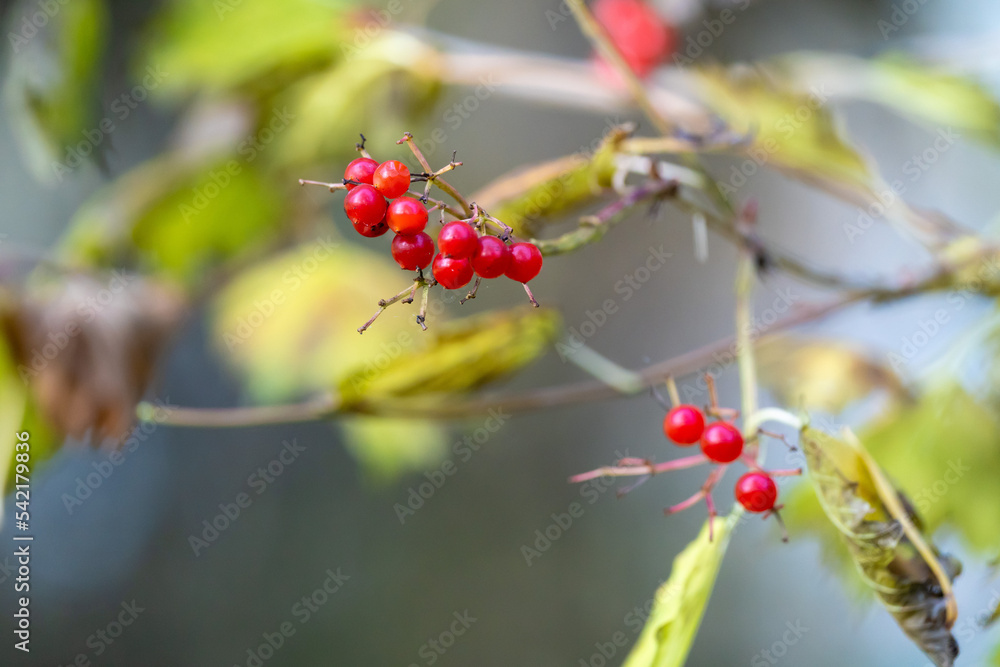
(1, 0, 999, 665)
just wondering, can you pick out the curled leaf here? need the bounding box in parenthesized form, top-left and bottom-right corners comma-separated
(339, 307, 561, 406)
(622, 517, 732, 667)
(800, 426, 961, 666)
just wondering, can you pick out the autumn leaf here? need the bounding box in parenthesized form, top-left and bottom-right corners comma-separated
(621, 517, 732, 667)
(800, 426, 961, 666)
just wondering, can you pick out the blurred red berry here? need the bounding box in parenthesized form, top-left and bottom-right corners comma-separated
(735, 472, 778, 513)
(663, 405, 705, 445)
(700, 422, 744, 464)
(593, 0, 675, 79)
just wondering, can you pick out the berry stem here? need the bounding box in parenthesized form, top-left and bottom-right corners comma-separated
(665, 376, 680, 407)
(569, 453, 708, 483)
(460, 276, 482, 304)
(359, 281, 423, 334)
(399, 133, 472, 216)
(355, 133, 371, 159)
(299, 179, 348, 192)
(522, 283, 540, 308)
(406, 190, 465, 220)
(416, 283, 431, 331)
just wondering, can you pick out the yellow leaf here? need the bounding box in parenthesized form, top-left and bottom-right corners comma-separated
(622, 517, 732, 667)
(339, 307, 561, 406)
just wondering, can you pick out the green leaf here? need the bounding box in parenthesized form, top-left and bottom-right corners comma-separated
(472, 129, 626, 237)
(141, 0, 359, 100)
(774, 52, 1000, 150)
(862, 383, 1000, 553)
(692, 64, 873, 191)
(59, 157, 284, 286)
(800, 426, 961, 667)
(339, 307, 561, 406)
(4, 0, 109, 181)
(621, 517, 732, 667)
(341, 417, 448, 485)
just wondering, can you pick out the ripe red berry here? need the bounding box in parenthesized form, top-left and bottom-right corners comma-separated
(344, 184, 388, 230)
(343, 157, 378, 190)
(734, 472, 778, 513)
(437, 221, 478, 259)
(700, 422, 744, 464)
(432, 254, 474, 290)
(373, 160, 410, 199)
(663, 405, 705, 445)
(352, 217, 389, 238)
(386, 197, 428, 234)
(471, 236, 511, 279)
(391, 232, 434, 270)
(504, 242, 543, 283)
(593, 0, 675, 78)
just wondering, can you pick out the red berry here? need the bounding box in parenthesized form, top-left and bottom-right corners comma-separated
(734, 472, 778, 513)
(373, 160, 410, 199)
(663, 405, 705, 445)
(700, 422, 744, 464)
(352, 217, 389, 238)
(386, 197, 428, 234)
(471, 236, 511, 279)
(437, 221, 478, 259)
(344, 184, 388, 229)
(504, 242, 543, 283)
(391, 232, 435, 270)
(593, 0, 675, 78)
(343, 157, 378, 190)
(432, 254, 474, 290)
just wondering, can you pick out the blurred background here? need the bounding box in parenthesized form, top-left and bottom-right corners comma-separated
(1, 0, 999, 665)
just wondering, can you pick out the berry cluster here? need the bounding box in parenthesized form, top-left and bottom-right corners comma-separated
(663, 404, 779, 514)
(301, 134, 545, 333)
(433, 220, 543, 290)
(593, 0, 676, 79)
(571, 376, 799, 541)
